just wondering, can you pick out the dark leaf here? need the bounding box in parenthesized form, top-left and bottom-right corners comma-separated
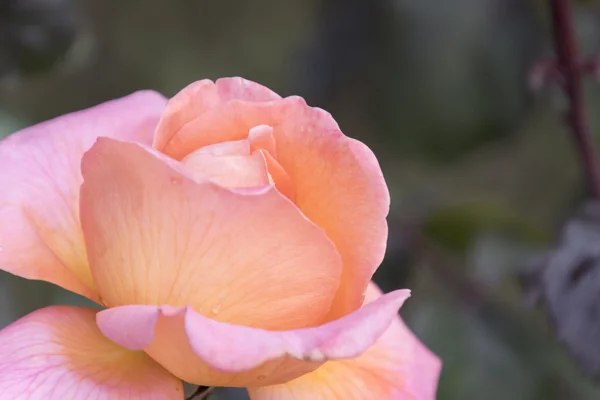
(521, 201, 600, 378)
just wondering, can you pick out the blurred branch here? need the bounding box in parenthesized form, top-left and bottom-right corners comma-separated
(549, 0, 600, 198)
(185, 386, 215, 400)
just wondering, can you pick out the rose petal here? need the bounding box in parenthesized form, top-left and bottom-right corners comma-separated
(96, 289, 410, 387)
(248, 125, 277, 157)
(186, 125, 293, 198)
(152, 78, 280, 151)
(194, 139, 251, 156)
(216, 77, 282, 103)
(0, 306, 182, 399)
(153, 95, 299, 160)
(182, 149, 270, 188)
(81, 138, 341, 331)
(259, 149, 296, 201)
(248, 282, 441, 400)
(0, 91, 166, 301)
(152, 78, 389, 318)
(275, 114, 390, 318)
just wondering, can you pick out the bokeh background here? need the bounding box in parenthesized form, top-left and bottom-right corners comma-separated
(2, 0, 600, 399)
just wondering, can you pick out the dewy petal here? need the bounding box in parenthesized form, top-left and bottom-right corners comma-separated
(96, 289, 410, 387)
(80, 138, 341, 331)
(0, 91, 166, 301)
(152, 77, 280, 152)
(0, 306, 183, 400)
(248, 282, 441, 400)
(153, 78, 389, 318)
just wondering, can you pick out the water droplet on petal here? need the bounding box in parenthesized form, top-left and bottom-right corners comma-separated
(211, 304, 221, 315)
(170, 176, 182, 185)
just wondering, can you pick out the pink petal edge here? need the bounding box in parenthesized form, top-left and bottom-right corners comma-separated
(249, 282, 441, 400)
(96, 289, 410, 374)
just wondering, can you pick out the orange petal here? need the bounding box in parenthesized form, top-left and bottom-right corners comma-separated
(274, 107, 390, 318)
(0, 306, 182, 399)
(257, 149, 296, 201)
(153, 78, 389, 318)
(153, 77, 280, 152)
(80, 138, 341, 332)
(155, 94, 308, 160)
(248, 282, 441, 400)
(0, 91, 166, 301)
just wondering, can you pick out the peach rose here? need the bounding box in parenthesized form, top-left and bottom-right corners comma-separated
(0, 78, 440, 399)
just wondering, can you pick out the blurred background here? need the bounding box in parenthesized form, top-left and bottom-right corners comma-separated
(2, 0, 600, 399)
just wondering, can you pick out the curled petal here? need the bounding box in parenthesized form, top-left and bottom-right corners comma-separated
(249, 283, 441, 400)
(216, 77, 282, 103)
(0, 306, 182, 400)
(153, 77, 280, 151)
(153, 94, 312, 160)
(278, 126, 390, 318)
(181, 149, 270, 188)
(248, 124, 277, 157)
(0, 91, 166, 301)
(81, 138, 341, 331)
(260, 149, 296, 201)
(96, 289, 410, 387)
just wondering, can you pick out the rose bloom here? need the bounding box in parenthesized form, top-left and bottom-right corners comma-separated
(0, 78, 440, 399)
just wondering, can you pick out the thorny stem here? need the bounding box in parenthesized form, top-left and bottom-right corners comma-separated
(185, 386, 216, 400)
(549, 0, 600, 198)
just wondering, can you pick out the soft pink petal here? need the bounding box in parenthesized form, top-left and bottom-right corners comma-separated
(0, 91, 166, 301)
(181, 149, 270, 188)
(81, 138, 341, 331)
(249, 283, 441, 400)
(153, 79, 389, 318)
(248, 125, 277, 157)
(193, 139, 251, 156)
(152, 77, 280, 151)
(0, 306, 183, 399)
(96, 289, 409, 387)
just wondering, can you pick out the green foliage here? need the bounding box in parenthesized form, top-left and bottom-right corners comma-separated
(423, 202, 548, 253)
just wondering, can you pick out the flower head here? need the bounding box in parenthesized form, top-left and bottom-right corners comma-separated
(0, 78, 441, 399)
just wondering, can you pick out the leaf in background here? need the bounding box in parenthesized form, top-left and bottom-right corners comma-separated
(521, 201, 600, 380)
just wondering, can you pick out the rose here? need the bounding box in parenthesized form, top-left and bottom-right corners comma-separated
(0, 78, 440, 399)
